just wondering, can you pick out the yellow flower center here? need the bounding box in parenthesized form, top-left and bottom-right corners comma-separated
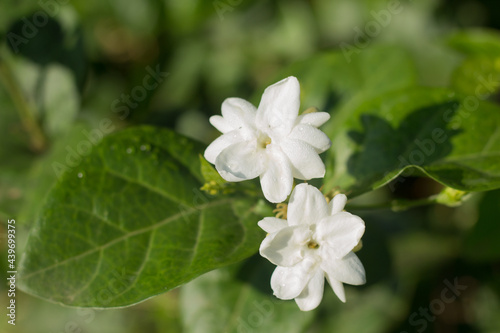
(258, 134, 272, 149)
(307, 241, 319, 249)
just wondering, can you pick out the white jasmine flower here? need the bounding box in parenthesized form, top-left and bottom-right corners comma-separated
(204, 76, 331, 203)
(258, 183, 366, 311)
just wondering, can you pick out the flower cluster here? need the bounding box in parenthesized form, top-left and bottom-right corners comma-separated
(204, 77, 331, 203)
(205, 76, 366, 311)
(259, 184, 365, 310)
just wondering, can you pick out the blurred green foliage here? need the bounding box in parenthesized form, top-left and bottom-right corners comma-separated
(1, 0, 500, 332)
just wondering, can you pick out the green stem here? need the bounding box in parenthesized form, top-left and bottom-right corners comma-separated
(0, 56, 47, 153)
(347, 195, 440, 212)
(347, 187, 470, 212)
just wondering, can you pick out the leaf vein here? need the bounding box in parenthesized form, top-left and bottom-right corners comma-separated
(63, 203, 128, 233)
(66, 249, 104, 302)
(102, 166, 191, 208)
(21, 199, 232, 280)
(106, 229, 157, 303)
(188, 210, 204, 267)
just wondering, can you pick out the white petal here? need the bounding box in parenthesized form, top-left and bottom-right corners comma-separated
(204, 130, 243, 164)
(321, 252, 366, 286)
(258, 217, 288, 234)
(259, 145, 293, 203)
(287, 183, 328, 226)
(209, 115, 232, 133)
(221, 97, 257, 130)
(295, 269, 325, 311)
(316, 212, 365, 259)
(270, 257, 316, 300)
(297, 112, 330, 127)
(325, 276, 346, 303)
(280, 139, 325, 180)
(328, 193, 347, 215)
(259, 225, 311, 267)
(215, 141, 265, 182)
(288, 124, 331, 153)
(256, 77, 300, 137)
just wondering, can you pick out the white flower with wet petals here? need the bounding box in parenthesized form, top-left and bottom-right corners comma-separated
(204, 76, 331, 203)
(258, 183, 366, 311)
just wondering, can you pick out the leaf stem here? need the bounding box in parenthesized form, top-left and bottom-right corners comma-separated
(347, 187, 470, 212)
(347, 195, 441, 212)
(0, 54, 47, 153)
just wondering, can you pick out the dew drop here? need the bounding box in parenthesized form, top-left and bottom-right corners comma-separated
(140, 144, 150, 151)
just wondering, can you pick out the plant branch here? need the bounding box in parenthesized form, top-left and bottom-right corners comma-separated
(347, 188, 470, 212)
(0, 56, 47, 153)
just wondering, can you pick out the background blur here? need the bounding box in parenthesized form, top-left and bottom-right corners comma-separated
(1, 0, 500, 332)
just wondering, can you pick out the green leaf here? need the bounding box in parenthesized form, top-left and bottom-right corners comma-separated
(463, 189, 500, 262)
(448, 29, 500, 57)
(199, 154, 226, 186)
(42, 64, 80, 138)
(264, 44, 417, 111)
(324, 87, 500, 197)
(18, 126, 266, 307)
(330, 44, 417, 98)
(180, 257, 314, 333)
(19, 122, 106, 226)
(451, 55, 500, 97)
